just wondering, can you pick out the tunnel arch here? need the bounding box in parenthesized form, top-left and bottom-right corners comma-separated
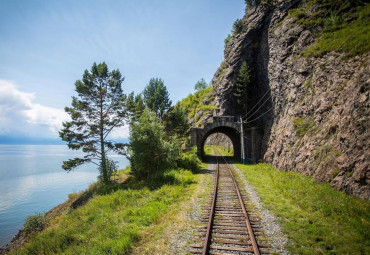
(190, 116, 263, 162)
(199, 126, 241, 159)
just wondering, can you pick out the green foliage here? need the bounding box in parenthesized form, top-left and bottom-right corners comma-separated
(234, 61, 251, 113)
(205, 145, 234, 157)
(99, 159, 118, 182)
(24, 213, 47, 235)
(303, 4, 370, 58)
(245, 0, 261, 9)
(232, 18, 246, 34)
(287, 0, 369, 58)
(12, 169, 197, 255)
(126, 92, 145, 122)
(292, 117, 315, 138)
(59, 62, 127, 183)
(143, 78, 172, 119)
(194, 78, 209, 92)
(178, 86, 218, 127)
(177, 147, 201, 172)
(236, 163, 370, 254)
(224, 34, 232, 47)
(163, 104, 190, 140)
(128, 109, 180, 179)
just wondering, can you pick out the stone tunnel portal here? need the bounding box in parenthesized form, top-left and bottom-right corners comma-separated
(190, 116, 263, 162)
(190, 116, 241, 160)
(200, 126, 241, 159)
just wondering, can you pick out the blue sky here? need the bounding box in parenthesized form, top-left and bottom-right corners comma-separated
(0, 0, 245, 141)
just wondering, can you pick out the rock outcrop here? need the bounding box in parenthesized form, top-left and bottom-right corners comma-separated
(208, 0, 369, 199)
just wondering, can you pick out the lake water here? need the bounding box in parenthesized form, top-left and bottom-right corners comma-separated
(0, 145, 128, 248)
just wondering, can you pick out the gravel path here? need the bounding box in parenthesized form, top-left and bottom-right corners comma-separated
(233, 164, 290, 255)
(168, 162, 215, 254)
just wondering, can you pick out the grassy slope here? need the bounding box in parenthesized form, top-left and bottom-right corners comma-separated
(287, 0, 370, 58)
(130, 162, 212, 254)
(11, 168, 201, 255)
(235, 163, 370, 254)
(177, 86, 217, 127)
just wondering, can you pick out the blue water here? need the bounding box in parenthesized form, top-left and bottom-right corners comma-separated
(0, 145, 128, 247)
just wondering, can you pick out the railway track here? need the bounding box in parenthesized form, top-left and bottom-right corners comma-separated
(189, 152, 271, 255)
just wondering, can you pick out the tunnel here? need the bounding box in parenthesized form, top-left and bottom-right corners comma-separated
(199, 126, 241, 160)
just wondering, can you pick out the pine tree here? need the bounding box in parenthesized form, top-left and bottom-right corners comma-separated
(59, 62, 127, 183)
(194, 78, 209, 91)
(234, 61, 251, 114)
(143, 78, 172, 119)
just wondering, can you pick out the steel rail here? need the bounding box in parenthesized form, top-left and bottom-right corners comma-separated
(202, 157, 219, 255)
(219, 153, 261, 255)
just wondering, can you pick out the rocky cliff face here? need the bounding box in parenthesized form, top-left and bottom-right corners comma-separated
(209, 0, 369, 199)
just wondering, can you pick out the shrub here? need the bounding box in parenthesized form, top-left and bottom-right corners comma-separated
(232, 19, 245, 34)
(129, 109, 181, 179)
(177, 147, 201, 172)
(99, 158, 118, 182)
(24, 212, 47, 234)
(224, 34, 232, 47)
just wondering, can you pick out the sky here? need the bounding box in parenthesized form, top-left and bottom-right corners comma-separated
(0, 0, 245, 142)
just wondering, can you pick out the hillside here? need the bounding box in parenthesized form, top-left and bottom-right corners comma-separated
(184, 0, 369, 199)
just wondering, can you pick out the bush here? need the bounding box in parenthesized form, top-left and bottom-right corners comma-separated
(24, 212, 47, 234)
(232, 19, 245, 34)
(129, 109, 181, 179)
(99, 158, 118, 182)
(224, 34, 232, 47)
(177, 147, 201, 172)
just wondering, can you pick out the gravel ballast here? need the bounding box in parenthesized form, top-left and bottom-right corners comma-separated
(233, 164, 290, 255)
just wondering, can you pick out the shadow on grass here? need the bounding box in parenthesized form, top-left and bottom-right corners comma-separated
(71, 162, 210, 209)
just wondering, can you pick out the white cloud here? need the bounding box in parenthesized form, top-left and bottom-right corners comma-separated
(0, 80, 69, 137)
(109, 124, 129, 139)
(0, 80, 130, 139)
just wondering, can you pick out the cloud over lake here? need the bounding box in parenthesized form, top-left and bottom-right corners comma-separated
(0, 80, 129, 140)
(0, 80, 69, 138)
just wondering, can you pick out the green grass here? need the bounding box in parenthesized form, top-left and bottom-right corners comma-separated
(292, 117, 315, 138)
(285, 0, 370, 58)
(11, 168, 198, 255)
(204, 145, 233, 157)
(303, 4, 370, 58)
(178, 86, 218, 127)
(235, 163, 370, 254)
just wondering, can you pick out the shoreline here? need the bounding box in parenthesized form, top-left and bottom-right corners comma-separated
(0, 193, 80, 254)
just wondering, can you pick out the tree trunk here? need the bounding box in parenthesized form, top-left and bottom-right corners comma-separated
(100, 87, 108, 183)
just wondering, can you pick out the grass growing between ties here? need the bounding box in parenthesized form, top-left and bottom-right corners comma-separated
(10, 167, 200, 255)
(235, 163, 370, 254)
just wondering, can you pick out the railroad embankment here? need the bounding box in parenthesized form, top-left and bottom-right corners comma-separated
(3, 148, 369, 254)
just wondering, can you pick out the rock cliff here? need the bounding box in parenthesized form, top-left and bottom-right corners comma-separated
(208, 0, 369, 199)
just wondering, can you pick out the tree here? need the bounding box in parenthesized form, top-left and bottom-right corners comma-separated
(232, 18, 245, 34)
(142, 78, 172, 119)
(128, 109, 180, 179)
(194, 78, 209, 92)
(59, 62, 127, 183)
(126, 92, 145, 123)
(163, 104, 190, 140)
(234, 61, 251, 114)
(245, 0, 261, 9)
